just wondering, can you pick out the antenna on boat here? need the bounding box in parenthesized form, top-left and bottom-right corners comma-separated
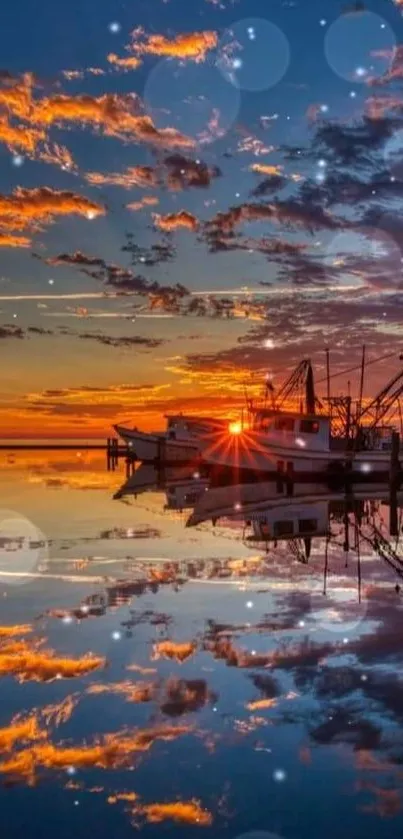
(325, 348, 331, 403)
(305, 361, 316, 415)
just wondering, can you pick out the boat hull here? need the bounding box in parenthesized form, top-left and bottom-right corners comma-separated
(202, 431, 400, 479)
(113, 425, 200, 463)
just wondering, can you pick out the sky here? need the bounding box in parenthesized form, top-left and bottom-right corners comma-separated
(2, 0, 403, 436)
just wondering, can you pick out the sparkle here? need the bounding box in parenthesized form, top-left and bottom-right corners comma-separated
(355, 66, 367, 78)
(264, 338, 275, 349)
(315, 172, 326, 184)
(62, 615, 73, 624)
(232, 58, 243, 70)
(295, 437, 306, 448)
(298, 620, 305, 627)
(381, 23, 386, 29)
(318, 159, 327, 168)
(391, 176, 396, 182)
(361, 674, 368, 681)
(108, 21, 121, 33)
(48, 279, 54, 285)
(234, 502, 242, 511)
(12, 154, 24, 167)
(251, 649, 257, 656)
(350, 91, 357, 98)
(212, 706, 217, 712)
(360, 462, 371, 473)
(80, 605, 89, 614)
(112, 630, 122, 640)
(320, 104, 329, 113)
(66, 766, 76, 776)
(246, 600, 254, 609)
(12, 313, 17, 318)
(193, 471, 200, 479)
(86, 211, 96, 220)
(74, 801, 80, 806)
(319, 19, 327, 26)
(247, 26, 256, 40)
(343, 637, 349, 644)
(273, 769, 287, 782)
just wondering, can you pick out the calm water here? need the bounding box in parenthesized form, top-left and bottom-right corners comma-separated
(1, 449, 403, 839)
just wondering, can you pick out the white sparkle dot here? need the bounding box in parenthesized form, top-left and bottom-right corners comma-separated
(316, 172, 326, 184)
(80, 605, 89, 614)
(247, 26, 256, 40)
(232, 58, 243, 70)
(361, 674, 368, 681)
(193, 471, 200, 479)
(343, 637, 349, 644)
(391, 176, 396, 182)
(108, 21, 121, 33)
(87, 211, 96, 220)
(74, 801, 79, 806)
(112, 630, 121, 640)
(320, 104, 329, 113)
(212, 706, 217, 712)
(62, 615, 73, 624)
(246, 600, 254, 609)
(319, 19, 327, 26)
(360, 462, 371, 474)
(350, 91, 357, 98)
(273, 769, 287, 782)
(381, 23, 386, 29)
(251, 650, 257, 656)
(235, 192, 240, 198)
(355, 66, 367, 78)
(12, 154, 24, 167)
(48, 279, 54, 285)
(234, 502, 242, 511)
(66, 766, 76, 776)
(12, 313, 17, 318)
(264, 338, 275, 349)
(298, 620, 305, 627)
(318, 159, 327, 168)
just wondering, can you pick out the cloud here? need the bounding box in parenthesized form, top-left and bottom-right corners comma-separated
(0, 187, 105, 243)
(162, 153, 222, 190)
(130, 28, 218, 62)
(126, 196, 159, 211)
(76, 332, 164, 349)
(106, 53, 142, 71)
(152, 210, 199, 232)
(85, 165, 159, 189)
(0, 324, 25, 339)
(0, 232, 31, 248)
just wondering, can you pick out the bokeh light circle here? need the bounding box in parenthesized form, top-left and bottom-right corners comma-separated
(143, 57, 240, 145)
(324, 11, 396, 83)
(325, 226, 402, 290)
(383, 128, 403, 182)
(217, 18, 290, 92)
(0, 509, 47, 587)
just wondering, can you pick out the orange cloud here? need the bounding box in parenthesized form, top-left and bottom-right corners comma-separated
(0, 624, 32, 638)
(133, 799, 213, 826)
(152, 210, 199, 232)
(0, 724, 192, 784)
(152, 641, 197, 663)
(0, 114, 45, 154)
(0, 187, 105, 238)
(86, 165, 158, 189)
(0, 715, 47, 752)
(131, 29, 218, 62)
(126, 196, 159, 211)
(250, 163, 283, 176)
(0, 637, 105, 682)
(31, 93, 194, 148)
(87, 680, 156, 704)
(107, 53, 142, 71)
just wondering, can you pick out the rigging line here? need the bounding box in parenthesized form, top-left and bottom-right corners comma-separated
(316, 350, 398, 385)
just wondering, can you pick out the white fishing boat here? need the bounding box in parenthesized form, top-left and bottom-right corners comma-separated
(113, 414, 229, 462)
(202, 355, 403, 479)
(114, 462, 209, 510)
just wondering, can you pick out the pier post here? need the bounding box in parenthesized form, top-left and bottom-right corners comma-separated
(389, 431, 400, 537)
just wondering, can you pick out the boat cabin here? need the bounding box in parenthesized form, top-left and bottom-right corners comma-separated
(165, 414, 228, 441)
(250, 409, 331, 452)
(247, 500, 329, 543)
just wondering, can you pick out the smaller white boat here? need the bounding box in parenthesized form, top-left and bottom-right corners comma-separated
(113, 414, 231, 462)
(114, 463, 209, 510)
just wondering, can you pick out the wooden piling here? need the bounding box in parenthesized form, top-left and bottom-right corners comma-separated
(389, 430, 400, 537)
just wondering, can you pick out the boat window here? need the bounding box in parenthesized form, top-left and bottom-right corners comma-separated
(298, 518, 318, 534)
(273, 520, 294, 537)
(274, 417, 295, 432)
(299, 419, 319, 434)
(260, 523, 270, 537)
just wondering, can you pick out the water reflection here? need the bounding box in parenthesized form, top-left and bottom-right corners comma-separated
(1, 451, 403, 836)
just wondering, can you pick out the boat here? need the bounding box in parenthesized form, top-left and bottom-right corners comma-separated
(114, 462, 209, 510)
(113, 414, 231, 463)
(202, 357, 403, 480)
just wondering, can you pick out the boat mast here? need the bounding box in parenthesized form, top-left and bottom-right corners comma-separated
(305, 361, 316, 415)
